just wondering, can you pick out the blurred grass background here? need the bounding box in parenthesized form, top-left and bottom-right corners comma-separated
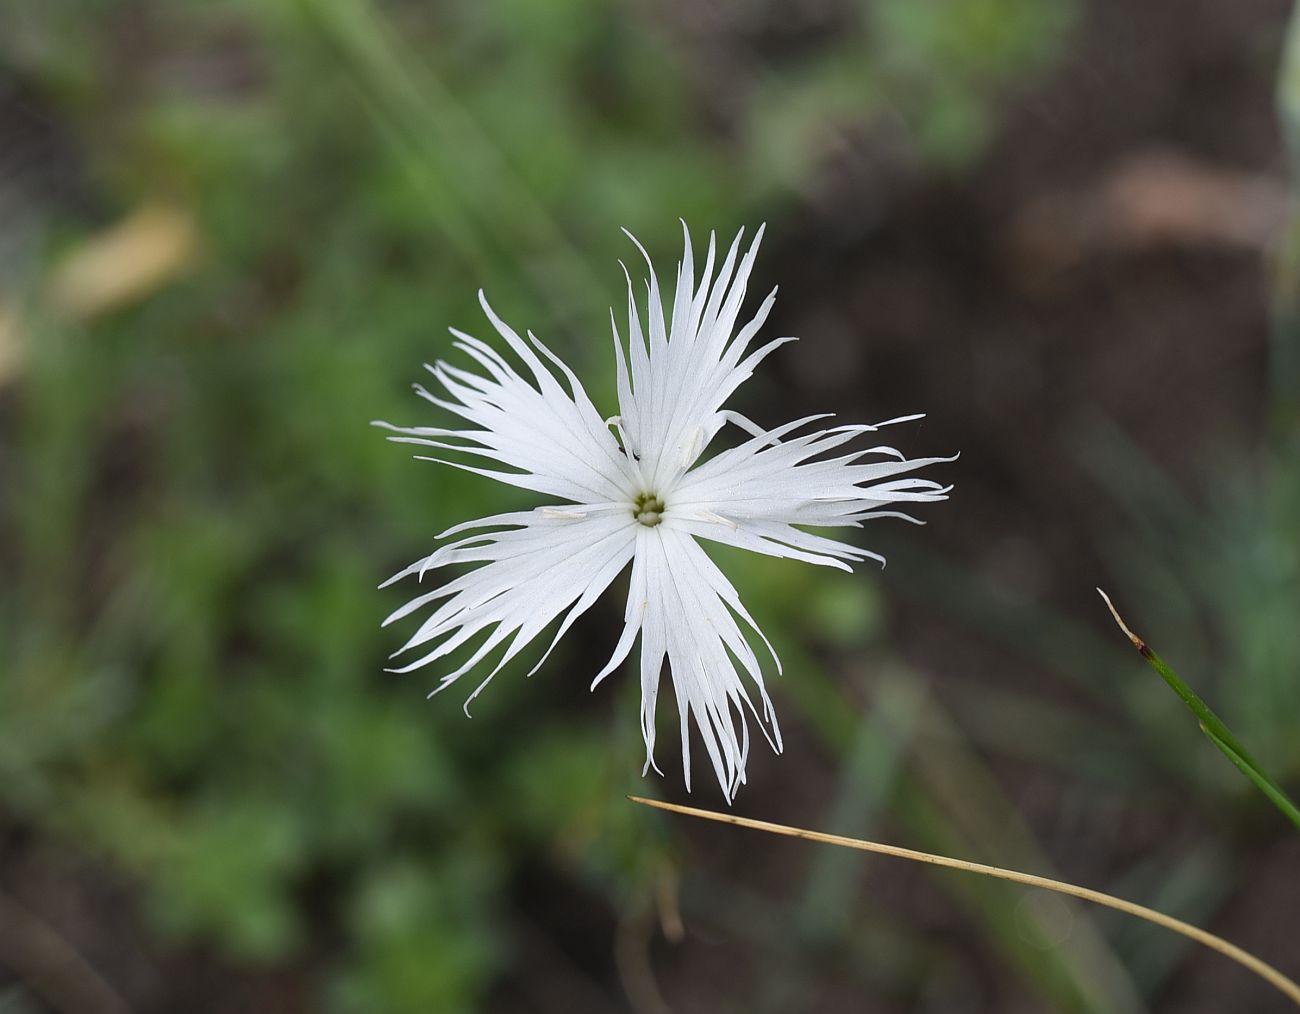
(1, 1, 1299, 1012)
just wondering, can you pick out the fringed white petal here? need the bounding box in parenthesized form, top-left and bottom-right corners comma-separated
(612, 224, 786, 493)
(377, 293, 640, 504)
(384, 508, 637, 711)
(610, 524, 782, 801)
(670, 416, 954, 569)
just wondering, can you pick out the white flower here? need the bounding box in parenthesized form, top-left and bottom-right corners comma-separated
(377, 225, 952, 799)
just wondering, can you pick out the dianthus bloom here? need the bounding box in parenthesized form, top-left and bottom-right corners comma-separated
(378, 225, 951, 799)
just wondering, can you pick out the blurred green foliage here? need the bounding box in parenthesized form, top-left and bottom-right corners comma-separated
(1092, 427, 1300, 799)
(0, 0, 1122, 1010)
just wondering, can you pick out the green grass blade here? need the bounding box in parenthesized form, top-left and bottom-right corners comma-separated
(1201, 726, 1300, 832)
(1098, 589, 1300, 832)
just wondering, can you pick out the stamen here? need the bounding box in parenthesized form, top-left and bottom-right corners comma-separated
(633, 492, 666, 527)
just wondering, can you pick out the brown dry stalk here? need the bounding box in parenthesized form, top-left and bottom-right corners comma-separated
(629, 795, 1300, 1007)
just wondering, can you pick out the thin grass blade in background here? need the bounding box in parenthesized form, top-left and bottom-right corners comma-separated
(1098, 589, 1300, 831)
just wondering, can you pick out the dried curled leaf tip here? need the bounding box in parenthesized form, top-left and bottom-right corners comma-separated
(1097, 587, 1153, 657)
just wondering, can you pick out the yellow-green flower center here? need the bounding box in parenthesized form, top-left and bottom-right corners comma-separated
(633, 492, 665, 527)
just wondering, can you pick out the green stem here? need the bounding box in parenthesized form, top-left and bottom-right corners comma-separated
(1098, 589, 1300, 832)
(1202, 726, 1300, 831)
(1139, 644, 1262, 774)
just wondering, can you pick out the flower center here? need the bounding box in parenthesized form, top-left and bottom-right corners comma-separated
(633, 492, 665, 527)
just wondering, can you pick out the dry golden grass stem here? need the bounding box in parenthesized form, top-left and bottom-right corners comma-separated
(629, 795, 1300, 1008)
